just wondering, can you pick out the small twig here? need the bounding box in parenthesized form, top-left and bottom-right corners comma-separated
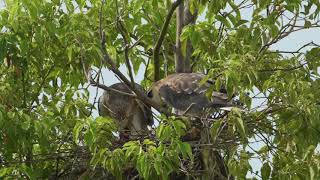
(115, 0, 136, 88)
(89, 77, 136, 97)
(259, 11, 299, 54)
(258, 62, 308, 72)
(268, 41, 320, 55)
(128, 36, 144, 50)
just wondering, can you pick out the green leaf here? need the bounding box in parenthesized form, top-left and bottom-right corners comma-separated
(205, 85, 215, 100)
(172, 120, 186, 135)
(156, 123, 165, 139)
(236, 19, 249, 26)
(75, 0, 85, 10)
(225, 72, 235, 99)
(304, 20, 312, 28)
(19, 164, 37, 180)
(236, 117, 246, 138)
(303, 145, 315, 160)
(310, 166, 315, 180)
(258, 145, 269, 154)
(125, 145, 138, 159)
(154, 159, 162, 175)
(67, 47, 73, 62)
(73, 122, 84, 143)
(0, 167, 13, 177)
(269, 24, 279, 37)
(178, 141, 193, 159)
(123, 140, 139, 147)
(84, 128, 95, 147)
(28, 2, 38, 20)
(189, 0, 196, 15)
(132, 57, 142, 75)
(143, 139, 156, 146)
(211, 119, 223, 142)
(138, 153, 149, 179)
(181, 39, 187, 58)
(21, 114, 31, 130)
(0, 38, 7, 62)
(261, 163, 271, 180)
(216, 15, 231, 28)
(191, 30, 201, 47)
(133, 0, 145, 14)
(65, 1, 75, 12)
(215, 77, 222, 91)
(91, 148, 108, 168)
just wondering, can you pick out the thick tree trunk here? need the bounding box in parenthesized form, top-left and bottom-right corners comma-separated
(185, 40, 193, 73)
(183, 1, 198, 73)
(175, 0, 198, 73)
(175, 2, 185, 73)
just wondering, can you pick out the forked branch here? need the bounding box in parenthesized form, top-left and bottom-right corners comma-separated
(98, 1, 171, 115)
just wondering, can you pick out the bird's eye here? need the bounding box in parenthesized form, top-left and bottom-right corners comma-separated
(147, 90, 153, 98)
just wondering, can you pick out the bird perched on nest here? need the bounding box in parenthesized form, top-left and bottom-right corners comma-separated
(148, 73, 239, 117)
(98, 83, 153, 138)
(148, 73, 236, 179)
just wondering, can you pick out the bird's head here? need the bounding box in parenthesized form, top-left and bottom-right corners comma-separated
(147, 82, 166, 107)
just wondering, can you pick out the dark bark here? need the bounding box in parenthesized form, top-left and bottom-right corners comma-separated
(175, 0, 198, 73)
(183, 0, 198, 73)
(153, 0, 184, 81)
(175, 2, 185, 73)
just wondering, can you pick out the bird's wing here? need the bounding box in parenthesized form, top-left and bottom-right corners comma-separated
(156, 73, 238, 112)
(109, 83, 153, 126)
(157, 73, 210, 94)
(98, 93, 111, 117)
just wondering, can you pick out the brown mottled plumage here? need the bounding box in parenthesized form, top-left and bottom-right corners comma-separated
(98, 83, 153, 137)
(148, 73, 236, 117)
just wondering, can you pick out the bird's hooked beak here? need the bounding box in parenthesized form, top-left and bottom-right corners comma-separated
(147, 89, 153, 98)
(147, 87, 166, 108)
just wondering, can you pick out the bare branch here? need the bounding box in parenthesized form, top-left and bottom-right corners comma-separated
(268, 41, 320, 55)
(182, 0, 198, 73)
(258, 62, 308, 72)
(153, 0, 184, 81)
(175, 2, 185, 73)
(115, 0, 136, 88)
(259, 11, 299, 54)
(128, 35, 144, 50)
(98, 1, 171, 115)
(89, 77, 136, 97)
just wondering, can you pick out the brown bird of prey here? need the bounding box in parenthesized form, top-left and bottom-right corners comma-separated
(148, 73, 237, 117)
(98, 83, 153, 138)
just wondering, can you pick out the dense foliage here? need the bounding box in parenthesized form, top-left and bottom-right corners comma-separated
(0, 0, 320, 179)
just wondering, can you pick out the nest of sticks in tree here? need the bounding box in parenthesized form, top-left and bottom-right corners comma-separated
(49, 110, 245, 180)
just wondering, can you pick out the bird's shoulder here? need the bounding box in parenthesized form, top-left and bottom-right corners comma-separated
(156, 73, 211, 94)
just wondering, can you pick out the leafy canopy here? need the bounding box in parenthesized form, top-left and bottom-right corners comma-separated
(0, 0, 320, 179)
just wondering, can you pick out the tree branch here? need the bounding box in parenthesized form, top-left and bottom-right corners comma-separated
(153, 0, 184, 81)
(259, 11, 299, 54)
(258, 62, 308, 72)
(98, 1, 171, 115)
(175, 1, 185, 73)
(115, 0, 136, 88)
(183, 0, 198, 73)
(268, 41, 320, 55)
(89, 77, 136, 97)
